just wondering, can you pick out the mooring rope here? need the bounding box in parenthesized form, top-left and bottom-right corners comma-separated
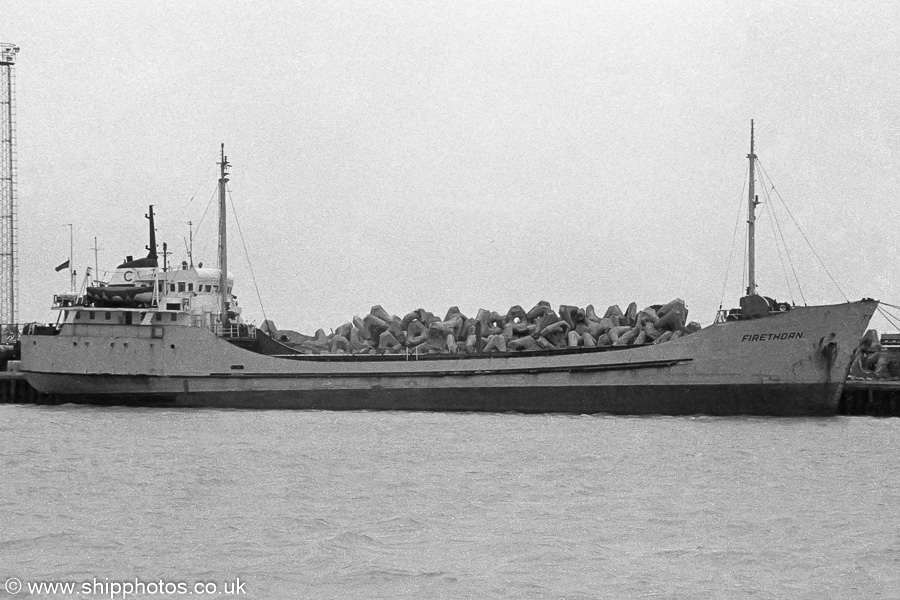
(877, 305, 900, 331)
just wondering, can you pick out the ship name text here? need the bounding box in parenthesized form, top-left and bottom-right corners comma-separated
(741, 332, 804, 342)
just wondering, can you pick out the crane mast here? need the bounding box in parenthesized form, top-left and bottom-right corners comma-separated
(0, 43, 19, 327)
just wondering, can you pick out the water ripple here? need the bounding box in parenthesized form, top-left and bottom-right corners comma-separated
(2, 406, 900, 598)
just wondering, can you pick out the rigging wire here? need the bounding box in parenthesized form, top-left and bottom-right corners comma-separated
(756, 159, 848, 302)
(226, 186, 269, 325)
(191, 186, 218, 256)
(168, 161, 220, 268)
(719, 163, 749, 310)
(759, 179, 802, 305)
(765, 182, 806, 305)
(166, 184, 218, 270)
(760, 192, 796, 304)
(168, 184, 217, 270)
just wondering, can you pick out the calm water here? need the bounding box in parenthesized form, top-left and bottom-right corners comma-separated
(2, 405, 899, 599)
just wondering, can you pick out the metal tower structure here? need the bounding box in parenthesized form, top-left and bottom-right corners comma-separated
(0, 43, 19, 326)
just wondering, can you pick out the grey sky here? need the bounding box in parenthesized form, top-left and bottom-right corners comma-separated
(5, 1, 899, 333)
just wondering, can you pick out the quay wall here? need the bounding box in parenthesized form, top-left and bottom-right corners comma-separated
(0, 363, 50, 404)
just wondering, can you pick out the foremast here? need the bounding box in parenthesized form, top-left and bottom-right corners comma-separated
(217, 144, 229, 326)
(738, 120, 768, 319)
(747, 119, 758, 296)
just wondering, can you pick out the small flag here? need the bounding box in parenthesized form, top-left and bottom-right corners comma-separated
(55, 259, 70, 272)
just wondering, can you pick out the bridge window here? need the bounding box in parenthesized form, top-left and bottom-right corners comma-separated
(170, 314, 177, 322)
(89, 312, 95, 320)
(155, 313, 162, 322)
(178, 282, 185, 292)
(188, 283, 194, 292)
(105, 312, 111, 320)
(168, 283, 175, 292)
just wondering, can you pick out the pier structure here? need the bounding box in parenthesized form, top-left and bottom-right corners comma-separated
(841, 380, 900, 417)
(0, 43, 19, 328)
(0, 368, 47, 404)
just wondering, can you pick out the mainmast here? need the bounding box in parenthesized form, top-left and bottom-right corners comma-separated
(747, 119, 758, 296)
(217, 144, 230, 325)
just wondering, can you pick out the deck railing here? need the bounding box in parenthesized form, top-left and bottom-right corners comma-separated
(210, 322, 256, 339)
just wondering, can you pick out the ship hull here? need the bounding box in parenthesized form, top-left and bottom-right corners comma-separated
(21, 301, 878, 416)
(22, 373, 841, 416)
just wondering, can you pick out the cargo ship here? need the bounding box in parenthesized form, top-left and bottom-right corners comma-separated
(19, 126, 879, 415)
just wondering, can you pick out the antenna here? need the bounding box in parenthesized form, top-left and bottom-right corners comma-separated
(91, 236, 103, 286)
(185, 220, 193, 268)
(161, 241, 170, 272)
(0, 43, 19, 325)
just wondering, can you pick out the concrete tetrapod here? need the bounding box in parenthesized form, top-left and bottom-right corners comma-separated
(270, 297, 702, 356)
